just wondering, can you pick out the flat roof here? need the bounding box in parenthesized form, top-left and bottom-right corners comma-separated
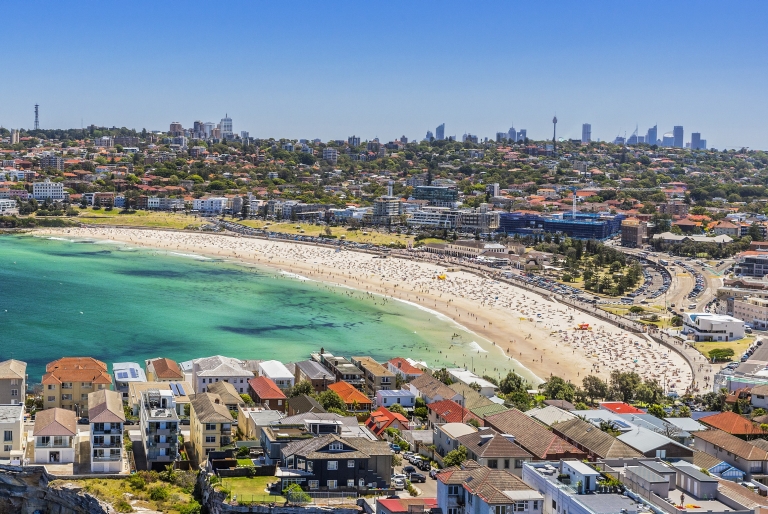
(259, 360, 293, 378)
(0, 405, 23, 423)
(561, 460, 600, 476)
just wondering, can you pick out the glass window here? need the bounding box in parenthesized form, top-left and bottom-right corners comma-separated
(205, 436, 216, 443)
(308, 480, 319, 489)
(488, 459, 498, 469)
(327, 480, 337, 489)
(347, 479, 354, 487)
(3, 431, 12, 442)
(328, 461, 338, 470)
(348, 460, 355, 468)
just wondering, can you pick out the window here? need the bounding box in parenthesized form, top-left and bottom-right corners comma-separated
(3, 445, 10, 452)
(494, 506, 506, 514)
(47, 385, 55, 390)
(504, 459, 510, 469)
(513, 502, 527, 512)
(93, 436, 104, 445)
(329, 441, 343, 451)
(287, 456, 294, 468)
(448, 509, 459, 514)
(47, 396, 55, 402)
(3, 431, 12, 442)
(327, 480, 337, 489)
(515, 459, 525, 469)
(488, 459, 498, 469)
(205, 424, 216, 431)
(532, 501, 539, 510)
(308, 481, 319, 490)
(278, 400, 283, 406)
(359, 478, 365, 487)
(61, 394, 72, 401)
(448, 485, 460, 495)
(10, 389, 18, 397)
(205, 436, 216, 443)
(307, 461, 313, 472)
(328, 461, 338, 470)
(347, 479, 355, 487)
(347, 460, 355, 468)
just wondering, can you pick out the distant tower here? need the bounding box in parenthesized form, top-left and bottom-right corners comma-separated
(552, 116, 558, 155)
(34, 104, 39, 130)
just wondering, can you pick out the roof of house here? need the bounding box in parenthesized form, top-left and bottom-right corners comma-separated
(448, 383, 494, 410)
(87, 389, 125, 424)
(470, 404, 509, 419)
(352, 356, 394, 378)
(288, 394, 325, 415)
(690, 449, 722, 470)
(0, 405, 23, 423)
(193, 355, 250, 377)
(387, 357, 423, 376)
(458, 429, 532, 459)
(616, 426, 691, 454)
(376, 498, 437, 514)
(293, 360, 335, 381)
(551, 418, 643, 459)
(485, 409, 585, 460)
(408, 374, 458, 402)
(543, 399, 575, 411)
(698, 411, 768, 436)
(328, 381, 372, 405)
(525, 405, 577, 427)
(147, 357, 184, 380)
(190, 392, 234, 423)
(0, 359, 26, 380)
(694, 429, 768, 461)
(42, 357, 112, 385)
(259, 360, 294, 379)
(248, 376, 287, 401)
(599, 402, 645, 415)
(717, 478, 768, 510)
(206, 381, 245, 406)
(366, 407, 410, 437)
(282, 433, 390, 460)
(664, 417, 707, 432)
(33, 408, 76, 437)
(437, 460, 534, 504)
(427, 399, 482, 425)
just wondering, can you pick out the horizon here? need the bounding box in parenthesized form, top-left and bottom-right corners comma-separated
(2, 1, 767, 150)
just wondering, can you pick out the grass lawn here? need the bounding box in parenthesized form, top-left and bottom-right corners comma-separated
(219, 476, 285, 504)
(692, 337, 756, 362)
(240, 220, 418, 246)
(72, 209, 205, 230)
(237, 458, 255, 467)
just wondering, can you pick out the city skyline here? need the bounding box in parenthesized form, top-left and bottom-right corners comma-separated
(2, 1, 767, 149)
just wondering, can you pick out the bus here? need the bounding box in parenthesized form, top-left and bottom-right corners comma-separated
(659, 259, 669, 266)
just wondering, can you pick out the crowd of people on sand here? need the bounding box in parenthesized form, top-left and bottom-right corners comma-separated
(51, 227, 694, 391)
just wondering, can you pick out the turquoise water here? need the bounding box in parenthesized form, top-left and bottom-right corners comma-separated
(0, 235, 530, 385)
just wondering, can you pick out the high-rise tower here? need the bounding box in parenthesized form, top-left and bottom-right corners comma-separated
(436, 123, 445, 141)
(581, 123, 591, 143)
(34, 104, 39, 130)
(552, 116, 558, 155)
(673, 126, 684, 148)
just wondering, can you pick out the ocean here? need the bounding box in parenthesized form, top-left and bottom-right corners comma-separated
(0, 234, 535, 385)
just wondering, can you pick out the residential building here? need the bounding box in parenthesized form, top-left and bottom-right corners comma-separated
(386, 358, 423, 382)
(247, 376, 287, 412)
(88, 389, 125, 473)
(375, 389, 415, 409)
(351, 356, 394, 395)
(550, 418, 643, 460)
(112, 362, 146, 401)
(93, 136, 114, 147)
(581, 123, 591, 143)
(620, 218, 647, 248)
(0, 405, 25, 463)
(42, 357, 112, 415)
(32, 178, 65, 201)
(191, 355, 252, 395)
(371, 196, 403, 226)
(0, 199, 18, 215)
(258, 360, 295, 390)
(127, 381, 192, 417)
(288, 395, 325, 417)
(413, 186, 459, 207)
(458, 429, 533, 476)
(732, 296, 768, 330)
(0, 359, 26, 405)
(427, 399, 482, 427)
(712, 220, 741, 237)
(33, 408, 76, 465)
(682, 313, 744, 342)
(657, 200, 689, 217)
(39, 155, 64, 171)
(145, 357, 184, 382)
(735, 251, 768, 278)
(189, 392, 234, 465)
(446, 369, 498, 397)
(697, 411, 767, 438)
(139, 389, 180, 470)
(220, 115, 233, 139)
(323, 147, 338, 164)
(377, 497, 437, 514)
(407, 374, 463, 405)
(615, 426, 693, 460)
(279, 434, 392, 491)
(290, 360, 335, 393)
(238, 406, 284, 440)
(693, 429, 768, 481)
(192, 197, 229, 214)
(315, 353, 364, 390)
(348, 136, 360, 147)
(327, 381, 372, 413)
(259, 419, 334, 464)
(485, 409, 587, 461)
(205, 381, 246, 411)
(365, 407, 410, 438)
(437, 461, 543, 514)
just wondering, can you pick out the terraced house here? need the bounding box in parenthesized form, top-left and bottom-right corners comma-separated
(190, 392, 234, 465)
(42, 357, 112, 415)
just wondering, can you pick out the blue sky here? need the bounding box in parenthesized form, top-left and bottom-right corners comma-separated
(4, 1, 767, 149)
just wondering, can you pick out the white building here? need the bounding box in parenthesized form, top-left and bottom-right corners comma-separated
(258, 360, 295, 390)
(192, 355, 252, 394)
(682, 313, 744, 342)
(88, 389, 125, 473)
(33, 408, 76, 465)
(732, 296, 768, 330)
(0, 199, 18, 215)
(93, 136, 114, 147)
(192, 197, 229, 214)
(220, 115, 233, 139)
(0, 405, 25, 464)
(112, 362, 147, 400)
(139, 389, 180, 467)
(32, 178, 65, 201)
(446, 368, 499, 397)
(375, 389, 416, 409)
(322, 147, 338, 164)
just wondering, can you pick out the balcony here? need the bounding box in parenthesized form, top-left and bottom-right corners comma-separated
(93, 453, 122, 461)
(92, 440, 122, 448)
(36, 441, 72, 449)
(92, 428, 122, 435)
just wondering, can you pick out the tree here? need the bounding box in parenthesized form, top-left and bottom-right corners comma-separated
(505, 391, 532, 411)
(316, 390, 346, 412)
(581, 375, 608, 405)
(288, 380, 313, 398)
(283, 483, 311, 504)
(432, 368, 453, 385)
(499, 371, 527, 395)
(609, 371, 641, 403)
(389, 403, 407, 416)
(240, 393, 255, 406)
(647, 404, 666, 419)
(443, 445, 467, 467)
(629, 306, 644, 314)
(708, 348, 735, 363)
(542, 376, 575, 402)
(634, 380, 663, 405)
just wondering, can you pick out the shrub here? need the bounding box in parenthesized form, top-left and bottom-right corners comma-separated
(114, 499, 133, 513)
(179, 502, 202, 514)
(148, 484, 170, 501)
(127, 474, 146, 490)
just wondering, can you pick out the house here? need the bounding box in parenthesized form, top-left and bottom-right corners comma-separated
(290, 360, 335, 393)
(279, 434, 392, 491)
(0, 359, 26, 405)
(258, 360, 295, 390)
(112, 362, 147, 401)
(525, 405, 577, 427)
(457, 429, 533, 477)
(484, 409, 586, 461)
(206, 381, 246, 411)
(145, 357, 184, 382)
(238, 407, 284, 440)
(88, 389, 125, 473)
(407, 374, 462, 405)
(192, 355, 252, 395)
(542, 399, 575, 411)
(550, 418, 643, 460)
(448, 383, 494, 410)
(365, 407, 410, 438)
(376, 497, 437, 514)
(247, 376, 287, 412)
(127, 381, 192, 417)
(427, 399, 482, 427)
(0, 405, 25, 464)
(351, 356, 395, 395)
(375, 389, 416, 409)
(315, 353, 365, 390)
(189, 392, 234, 466)
(288, 395, 326, 416)
(437, 461, 543, 514)
(42, 357, 113, 415)
(615, 426, 694, 461)
(598, 402, 645, 415)
(33, 408, 77, 465)
(434, 422, 477, 458)
(749, 384, 768, 410)
(139, 389, 180, 470)
(693, 429, 768, 481)
(327, 381, 372, 412)
(698, 411, 768, 438)
(387, 358, 423, 382)
(446, 369, 498, 397)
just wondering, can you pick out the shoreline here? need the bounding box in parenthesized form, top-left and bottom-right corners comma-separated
(32, 227, 693, 390)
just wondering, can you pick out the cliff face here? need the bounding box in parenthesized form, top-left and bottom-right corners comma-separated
(0, 465, 112, 514)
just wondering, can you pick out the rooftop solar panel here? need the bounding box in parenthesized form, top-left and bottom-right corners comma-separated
(116, 372, 128, 380)
(129, 368, 139, 379)
(176, 384, 185, 396)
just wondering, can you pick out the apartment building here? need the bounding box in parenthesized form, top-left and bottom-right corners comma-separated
(191, 355, 252, 394)
(316, 353, 365, 391)
(0, 199, 19, 215)
(192, 197, 230, 214)
(128, 381, 192, 417)
(88, 389, 125, 473)
(0, 405, 25, 463)
(351, 356, 394, 395)
(205, 381, 245, 411)
(189, 392, 234, 465)
(290, 360, 335, 393)
(0, 359, 26, 405)
(145, 357, 185, 382)
(732, 296, 768, 330)
(33, 408, 77, 465)
(42, 357, 112, 415)
(139, 389, 180, 470)
(112, 362, 147, 400)
(386, 358, 423, 382)
(258, 360, 295, 390)
(32, 178, 65, 201)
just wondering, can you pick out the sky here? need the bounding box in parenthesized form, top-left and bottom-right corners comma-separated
(3, 1, 768, 150)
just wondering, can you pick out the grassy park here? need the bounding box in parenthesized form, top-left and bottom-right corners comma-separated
(70, 209, 205, 230)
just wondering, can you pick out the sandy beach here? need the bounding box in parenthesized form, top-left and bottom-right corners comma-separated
(36, 227, 693, 391)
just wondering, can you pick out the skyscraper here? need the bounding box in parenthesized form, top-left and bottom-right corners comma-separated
(425, 130, 434, 141)
(508, 126, 517, 142)
(673, 126, 684, 148)
(348, 135, 360, 147)
(517, 129, 527, 142)
(646, 125, 658, 146)
(581, 123, 591, 143)
(220, 114, 233, 139)
(435, 123, 445, 141)
(691, 132, 701, 150)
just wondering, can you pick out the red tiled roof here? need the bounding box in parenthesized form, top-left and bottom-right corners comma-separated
(328, 381, 372, 406)
(248, 376, 287, 401)
(599, 402, 645, 415)
(427, 399, 481, 425)
(387, 357, 422, 376)
(42, 357, 112, 385)
(698, 412, 768, 436)
(366, 406, 410, 436)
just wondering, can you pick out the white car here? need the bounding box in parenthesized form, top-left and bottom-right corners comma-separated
(393, 478, 405, 490)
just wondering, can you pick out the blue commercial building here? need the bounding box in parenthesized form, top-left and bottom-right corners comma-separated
(497, 211, 625, 240)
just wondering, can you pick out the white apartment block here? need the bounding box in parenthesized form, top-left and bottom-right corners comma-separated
(682, 313, 744, 342)
(0, 199, 18, 215)
(32, 179, 65, 201)
(0, 405, 25, 464)
(192, 355, 252, 394)
(322, 147, 338, 164)
(193, 197, 230, 214)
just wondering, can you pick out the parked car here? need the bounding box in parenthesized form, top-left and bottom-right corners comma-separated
(390, 443, 401, 453)
(410, 472, 426, 483)
(393, 478, 405, 491)
(403, 466, 416, 474)
(77, 417, 89, 425)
